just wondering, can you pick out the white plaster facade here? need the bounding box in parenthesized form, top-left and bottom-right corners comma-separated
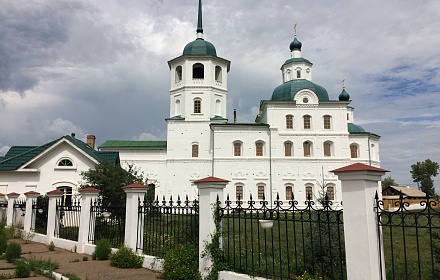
(100, 16, 381, 203)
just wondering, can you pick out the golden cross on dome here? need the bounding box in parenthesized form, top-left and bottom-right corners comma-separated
(342, 78, 345, 89)
(294, 22, 297, 37)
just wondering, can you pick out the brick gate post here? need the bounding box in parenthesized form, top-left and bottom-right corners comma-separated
(331, 163, 388, 280)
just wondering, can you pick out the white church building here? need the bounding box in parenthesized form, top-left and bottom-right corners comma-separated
(99, 0, 381, 203)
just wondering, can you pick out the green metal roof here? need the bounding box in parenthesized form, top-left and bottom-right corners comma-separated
(282, 57, 312, 67)
(183, 39, 217, 56)
(348, 123, 366, 133)
(0, 135, 119, 171)
(271, 79, 329, 102)
(99, 140, 167, 149)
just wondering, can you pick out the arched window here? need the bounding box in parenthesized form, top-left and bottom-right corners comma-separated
(323, 115, 332, 129)
(286, 115, 293, 129)
(215, 66, 222, 82)
(258, 185, 265, 200)
(192, 143, 199, 157)
(286, 69, 291, 81)
(233, 141, 242, 156)
(285, 186, 293, 200)
(57, 186, 72, 206)
(236, 185, 243, 200)
(303, 115, 311, 129)
(303, 141, 312, 157)
(175, 66, 182, 83)
(350, 144, 359, 158)
(305, 185, 313, 200)
(324, 141, 332, 157)
(175, 99, 181, 116)
(297, 69, 301, 78)
(326, 185, 335, 200)
(58, 158, 73, 167)
(193, 63, 204, 79)
(215, 99, 221, 115)
(255, 141, 264, 156)
(194, 98, 201, 113)
(284, 141, 293, 157)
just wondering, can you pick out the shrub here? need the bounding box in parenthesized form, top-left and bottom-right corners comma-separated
(63, 272, 81, 280)
(163, 243, 200, 280)
(0, 233, 7, 254)
(83, 256, 88, 261)
(109, 246, 143, 268)
(48, 241, 55, 251)
(5, 242, 22, 262)
(94, 239, 112, 260)
(15, 261, 31, 278)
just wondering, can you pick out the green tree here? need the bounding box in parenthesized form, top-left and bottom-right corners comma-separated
(410, 159, 439, 196)
(81, 162, 145, 207)
(382, 176, 397, 190)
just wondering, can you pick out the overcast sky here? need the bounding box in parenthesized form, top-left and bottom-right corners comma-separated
(1, 0, 439, 191)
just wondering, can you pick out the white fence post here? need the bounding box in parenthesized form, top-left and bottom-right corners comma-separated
(23, 191, 40, 233)
(6, 192, 20, 226)
(46, 190, 64, 244)
(0, 193, 6, 223)
(195, 176, 228, 278)
(331, 163, 388, 280)
(77, 187, 100, 253)
(123, 183, 149, 251)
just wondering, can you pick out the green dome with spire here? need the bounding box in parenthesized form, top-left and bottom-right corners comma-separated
(339, 88, 350, 101)
(290, 37, 302, 51)
(183, 39, 217, 56)
(271, 79, 330, 101)
(182, 0, 217, 56)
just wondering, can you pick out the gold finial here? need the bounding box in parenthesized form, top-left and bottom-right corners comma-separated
(342, 78, 345, 89)
(294, 22, 297, 38)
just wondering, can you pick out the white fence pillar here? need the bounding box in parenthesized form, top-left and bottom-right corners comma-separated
(123, 183, 149, 251)
(195, 176, 228, 278)
(331, 163, 388, 280)
(23, 191, 40, 233)
(77, 187, 100, 253)
(6, 192, 20, 226)
(0, 193, 6, 223)
(46, 190, 64, 244)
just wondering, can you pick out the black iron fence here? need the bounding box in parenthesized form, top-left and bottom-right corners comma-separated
(375, 192, 440, 280)
(0, 200, 8, 224)
(137, 195, 199, 258)
(217, 194, 346, 280)
(55, 199, 81, 241)
(31, 196, 49, 234)
(12, 199, 26, 226)
(88, 198, 126, 248)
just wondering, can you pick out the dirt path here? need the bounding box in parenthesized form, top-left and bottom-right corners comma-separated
(1, 239, 162, 280)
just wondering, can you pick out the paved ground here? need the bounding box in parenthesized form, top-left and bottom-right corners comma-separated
(1, 239, 162, 280)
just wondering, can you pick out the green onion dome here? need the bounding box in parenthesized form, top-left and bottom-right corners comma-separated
(289, 37, 302, 51)
(339, 88, 350, 101)
(271, 79, 329, 101)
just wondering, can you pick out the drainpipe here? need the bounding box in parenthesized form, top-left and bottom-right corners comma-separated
(368, 134, 372, 166)
(269, 125, 272, 206)
(210, 124, 215, 176)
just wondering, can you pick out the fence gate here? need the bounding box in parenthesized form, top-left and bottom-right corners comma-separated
(375, 192, 440, 280)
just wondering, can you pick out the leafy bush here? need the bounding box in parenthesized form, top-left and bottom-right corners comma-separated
(0, 226, 7, 254)
(15, 261, 31, 278)
(5, 242, 22, 262)
(109, 246, 143, 268)
(25, 256, 59, 274)
(48, 241, 55, 251)
(63, 272, 81, 280)
(163, 243, 200, 280)
(94, 239, 112, 260)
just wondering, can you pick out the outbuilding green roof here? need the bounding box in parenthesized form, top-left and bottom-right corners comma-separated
(0, 135, 119, 171)
(100, 140, 167, 149)
(271, 79, 329, 101)
(282, 57, 312, 67)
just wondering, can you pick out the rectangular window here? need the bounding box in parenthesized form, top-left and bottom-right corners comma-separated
(327, 186, 335, 200)
(286, 115, 293, 129)
(305, 186, 313, 200)
(324, 142, 331, 157)
(236, 186, 243, 200)
(324, 116, 331, 129)
(303, 116, 311, 129)
(350, 145, 358, 158)
(234, 142, 242, 156)
(194, 99, 201, 113)
(286, 186, 293, 200)
(284, 142, 292, 157)
(256, 142, 263, 156)
(192, 144, 199, 157)
(258, 185, 265, 200)
(303, 142, 311, 157)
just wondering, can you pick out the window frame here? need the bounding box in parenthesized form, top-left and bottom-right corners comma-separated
(192, 143, 199, 157)
(285, 186, 293, 200)
(192, 63, 204, 79)
(303, 115, 311, 129)
(286, 115, 293, 129)
(303, 141, 312, 157)
(323, 115, 332, 129)
(193, 98, 202, 113)
(324, 141, 332, 157)
(284, 141, 293, 157)
(255, 141, 264, 156)
(233, 141, 242, 156)
(305, 185, 313, 200)
(350, 144, 359, 158)
(326, 185, 335, 200)
(258, 185, 265, 200)
(236, 185, 244, 200)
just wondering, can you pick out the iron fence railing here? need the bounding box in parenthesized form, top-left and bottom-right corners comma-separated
(137, 195, 199, 258)
(12, 199, 26, 226)
(375, 192, 440, 280)
(0, 201, 8, 224)
(31, 197, 48, 234)
(88, 198, 126, 248)
(55, 199, 81, 241)
(217, 193, 346, 280)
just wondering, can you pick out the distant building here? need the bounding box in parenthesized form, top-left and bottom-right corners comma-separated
(382, 185, 427, 210)
(99, 0, 381, 202)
